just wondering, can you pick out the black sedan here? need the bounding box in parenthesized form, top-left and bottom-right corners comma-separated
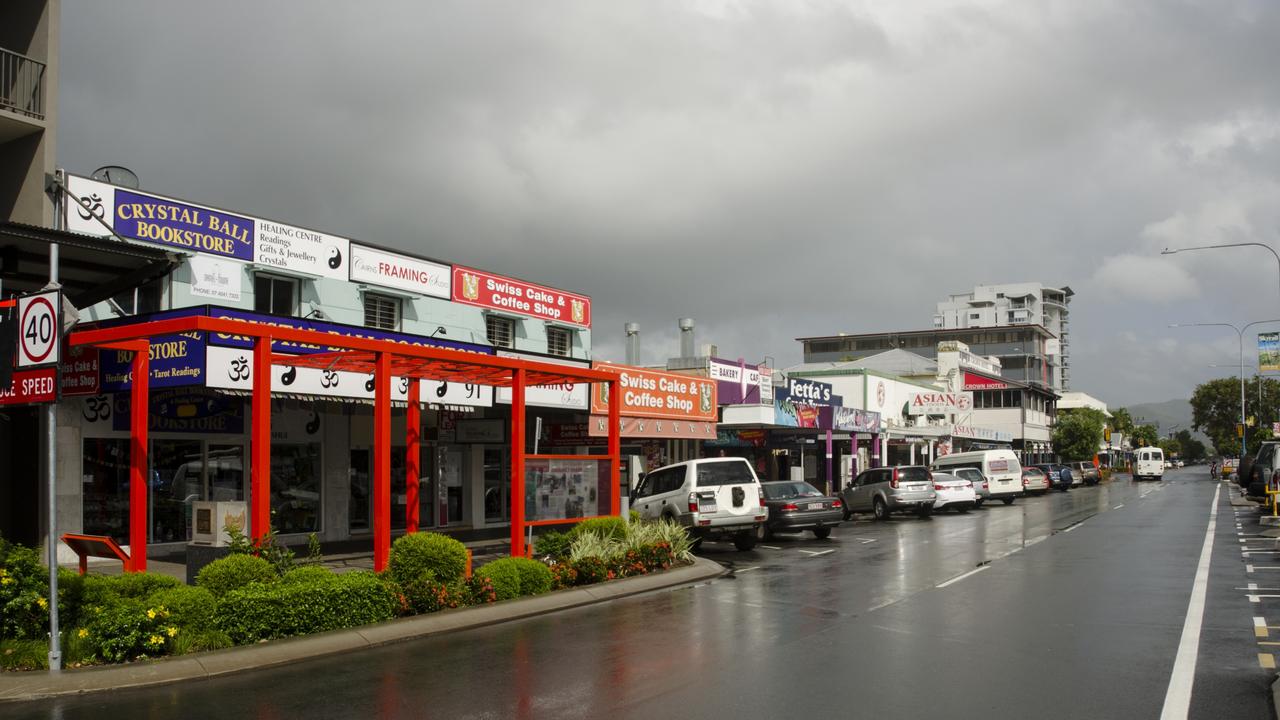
(760, 481, 844, 539)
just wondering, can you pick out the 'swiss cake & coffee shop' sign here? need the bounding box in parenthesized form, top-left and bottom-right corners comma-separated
(452, 266, 590, 328)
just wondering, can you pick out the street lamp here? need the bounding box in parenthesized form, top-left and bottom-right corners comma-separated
(1162, 242, 1280, 305)
(1171, 319, 1280, 459)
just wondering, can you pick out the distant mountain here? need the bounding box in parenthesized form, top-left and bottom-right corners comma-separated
(1122, 398, 1210, 442)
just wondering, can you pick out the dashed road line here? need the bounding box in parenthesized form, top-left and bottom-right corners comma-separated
(735, 566, 761, 574)
(1063, 523, 1083, 533)
(1261, 653, 1276, 670)
(937, 565, 990, 588)
(1256, 616, 1269, 638)
(759, 545, 782, 550)
(1114, 504, 1125, 509)
(799, 549, 834, 557)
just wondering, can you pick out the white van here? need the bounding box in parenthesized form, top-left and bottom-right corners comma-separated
(931, 449, 1023, 505)
(1134, 448, 1165, 481)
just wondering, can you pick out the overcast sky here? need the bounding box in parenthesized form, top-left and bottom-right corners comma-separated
(58, 1, 1280, 408)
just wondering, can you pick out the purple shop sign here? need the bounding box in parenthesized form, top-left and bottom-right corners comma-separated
(94, 308, 208, 393)
(708, 356, 767, 405)
(204, 307, 493, 356)
(113, 189, 255, 261)
(111, 388, 245, 434)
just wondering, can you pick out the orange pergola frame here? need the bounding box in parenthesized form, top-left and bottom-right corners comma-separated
(68, 315, 623, 572)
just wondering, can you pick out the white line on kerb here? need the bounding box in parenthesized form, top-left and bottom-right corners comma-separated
(1159, 483, 1220, 720)
(1114, 504, 1125, 509)
(937, 565, 989, 588)
(1063, 523, 1083, 533)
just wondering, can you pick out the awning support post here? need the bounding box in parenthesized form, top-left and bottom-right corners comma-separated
(405, 379, 420, 534)
(608, 378, 621, 517)
(373, 352, 392, 572)
(251, 337, 272, 542)
(510, 368, 527, 558)
(128, 342, 150, 572)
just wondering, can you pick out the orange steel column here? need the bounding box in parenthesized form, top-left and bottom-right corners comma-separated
(405, 378, 421, 533)
(373, 352, 392, 572)
(251, 337, 272, 542)
(510, 368, 527, 558)
(607, 377, 621, 517)
(128, 343, 150, 572)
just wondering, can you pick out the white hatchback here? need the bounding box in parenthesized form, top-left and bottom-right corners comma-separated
(932, 472, 977, 513)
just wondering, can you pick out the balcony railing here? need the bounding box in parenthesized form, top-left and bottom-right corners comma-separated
(1, 47, 46, 120)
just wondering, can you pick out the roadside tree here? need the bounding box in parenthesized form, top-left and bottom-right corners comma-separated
(1131, 424, 1159, 449)
(1174, 430, 1207, 462)
(1052, 408, 1107, 461)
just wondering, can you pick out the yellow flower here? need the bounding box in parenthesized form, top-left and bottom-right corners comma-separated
(166, 626, 178, 638)
(36, 596, 48, 610)
(1, 576, 14, 585)
(146, 609, 156, 620)
(77, 628, 88, 639)
(148, 635, 163, 646)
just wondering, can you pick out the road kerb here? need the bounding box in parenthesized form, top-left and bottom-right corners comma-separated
(0, 556, 725, 704)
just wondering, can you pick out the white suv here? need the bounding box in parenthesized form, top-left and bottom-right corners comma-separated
(629, 457, 767, 551)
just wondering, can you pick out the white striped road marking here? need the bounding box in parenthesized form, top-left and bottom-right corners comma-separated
(799, 549, 834, 557)
(1063, 523, 1083, 533)
(1257, 617, 1269, 639)
(1025, 536, 1049, 547)
(937, 565, 990, 588)
(1114, 504, 1125, 509)
(1158, 483, 1219, 720)
(855, 537, 878, 544)
(735, 566, 761, 573)
(760, 545, 782, 550)
(1246, 596, 1280, 603)
(1249, 565, 1256, 572)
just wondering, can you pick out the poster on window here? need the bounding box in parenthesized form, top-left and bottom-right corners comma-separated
(525, 458, 606, 521)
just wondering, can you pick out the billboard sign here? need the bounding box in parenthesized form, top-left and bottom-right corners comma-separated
(1261, 332, 1280, 373)
(907, 391, 974, 416)
(779, 377, 841, 406)
(453, 266, 590, 328)
(589, 363, 717, 421)
(349, 244, 451, 299)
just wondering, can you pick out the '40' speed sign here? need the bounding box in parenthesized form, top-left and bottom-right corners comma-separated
(17, 290, 60, 368)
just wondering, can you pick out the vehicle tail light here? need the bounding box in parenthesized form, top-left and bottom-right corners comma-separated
(758, 486, 766, 507)
(781, 503, 799, 512)
(891, 468, 900, 489)
(832, 498, 843, 509)
(964, 481, 973, 489)
(934, 483, 945, 490)
(688, 493, 698, 513)
(1022, 477, 1029, 487)
(982, 481, 989, 489)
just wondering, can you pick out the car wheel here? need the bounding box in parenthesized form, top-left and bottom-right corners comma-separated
(812, 527, 832, 539)
(690, 538, 703, 551)
(1001, 497, 1015, 505)
(760, 523, 774, 541)
(974, 498, 984, 508)
(842, 508, 852, 522)
(733, 531, 758, 552)
(958, 505, 971, 514)
(873, 497, 889, 521)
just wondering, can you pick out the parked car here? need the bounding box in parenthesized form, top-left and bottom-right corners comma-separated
(1070, 461, 1101, 486)
(1036, 464, 1073, 492)
(1175, 459, 1185, 468)
(842, 466, 936, 521)
(931, 472, 977, 513)
(1021, 466, 1050, 495)
(931, 449, 1023, 505)
(1241, 442, 1280, 498)
(630, 457, 767, 551)
(1133, 448, 1165, 482)
(950, 467, 990, 505)
(760, 481, 844, 539)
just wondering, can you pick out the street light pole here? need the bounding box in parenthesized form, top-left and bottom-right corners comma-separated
(1162, 242, 1280, 306)
(1172, 319, 1280, 460)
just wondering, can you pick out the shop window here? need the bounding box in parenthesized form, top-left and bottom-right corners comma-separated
(547, 327, 572, 357)
(363, 293, 400, 331)
(486, 315, 515, 349)
(254, 274, 299, 316)
(81, 438, 131, 545)
(271, 443, 321, 534)
(111, 276, 164, 316)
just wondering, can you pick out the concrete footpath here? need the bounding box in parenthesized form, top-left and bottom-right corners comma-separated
(0, 556, 724, 704)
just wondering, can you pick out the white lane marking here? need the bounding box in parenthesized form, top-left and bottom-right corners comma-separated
(1249, 565, 1257, 572)
(760, 545, 782, 550)
(799, 549, 834, 557)
(1025, 535, 1049, 547)
(1257, 616, 1268, 628)
(735, 566, 761, 573)
(1252, 583, 1260, 591)
(1063, 523, 1083, 533)
(1158, 483, 1219, 720)
(1114, 504, 1125, 509)
(937, 565, 990, 588)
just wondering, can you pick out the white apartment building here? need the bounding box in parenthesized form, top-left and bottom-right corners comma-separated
(933, 283, 1072, 391)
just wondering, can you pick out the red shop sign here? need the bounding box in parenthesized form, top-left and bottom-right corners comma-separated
(452, 266, 591, 328)
(0, 367, 59, 405)
(61, 345, 100, 397)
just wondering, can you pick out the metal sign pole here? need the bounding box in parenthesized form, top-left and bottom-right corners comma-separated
(46, 171, 63, 671)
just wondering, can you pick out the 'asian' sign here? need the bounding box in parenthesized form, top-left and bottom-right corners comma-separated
(907, 391, 974, 416)
(349, 244, 451, 299)
(452, 266, 590, 328)
(590, 363, 717, 421)
(953, 425, 1014, 443)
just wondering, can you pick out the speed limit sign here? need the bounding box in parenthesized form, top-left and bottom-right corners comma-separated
(17, 290, 60, 368)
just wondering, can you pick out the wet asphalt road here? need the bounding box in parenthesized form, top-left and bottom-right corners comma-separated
(6, 468, 1273, 719)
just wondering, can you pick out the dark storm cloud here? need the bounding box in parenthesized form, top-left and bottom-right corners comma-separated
(59, 1, 1280, 406)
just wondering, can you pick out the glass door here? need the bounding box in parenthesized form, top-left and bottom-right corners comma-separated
(349, 449, 371, 532)
(483, 447, 509, 523)
(150, 439, 204, 543)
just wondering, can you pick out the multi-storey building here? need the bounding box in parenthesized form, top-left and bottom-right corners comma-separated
(0, 0, 57, 227)
(933, 282, 1072, 391)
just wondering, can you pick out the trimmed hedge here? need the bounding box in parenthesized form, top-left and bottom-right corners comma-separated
(475, 560, 521, 601)
(147, 585, 217, 633)
(281, 565, 334, 585)
(196, 554, 277, 598)
(480, 557, 553, 597)
(389, 532, 468, 586)
(568, 516, 627, 541)
(213, 571, 397, 644)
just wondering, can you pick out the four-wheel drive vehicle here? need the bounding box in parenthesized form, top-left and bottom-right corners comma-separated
(760, 481, 843, 539)
(1036, 464, 1073, 492)
(630, 457, 767, 551)
(1242, 442, 1280, 498)
(931, 450, 1022, 505)
(1070, 461, 1101, 486)
(1133, 448, 1165, 481)
(842, 466, 936, 521)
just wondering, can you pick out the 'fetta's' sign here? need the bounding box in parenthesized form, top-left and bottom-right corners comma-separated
(349, 245, 451, 299)
(452, 266, 590, 328)
(589, 363, 717, 421)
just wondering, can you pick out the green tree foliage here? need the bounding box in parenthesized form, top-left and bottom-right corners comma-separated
(1174, 429, 1207, 461)
(1158, 436, 1181, 458)
(1192, 377, 1251, 455)
(1131, 424, 1159, 449)
(1109, 407, 1136, 439)
(1052, 408, 1107, 461)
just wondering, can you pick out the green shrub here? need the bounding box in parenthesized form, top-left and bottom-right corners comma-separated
(224, 522, 296, 575)
(568, 516, 627, 541)
(480, 557, 553, 597)
(147, 585, 217, 633)
(465, 574, 498, 605)
(534, 530, 572, 559)
(474, 560, 521, 601)
(82, 596, 180, 663)
(401, 575, 470, 614)
(170, 629, 233, 655)
(568, 531, 623, 564)
(570, 556, 608, 585)
(281, 565, 334, 584)
(197, 554, 277, 598)
(213, 571, 397, 644)
(0, 542, 50, 640)
(96, 571, 182, 599)
(0, 638, 47, 670)
(389, 532, 468, 586)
